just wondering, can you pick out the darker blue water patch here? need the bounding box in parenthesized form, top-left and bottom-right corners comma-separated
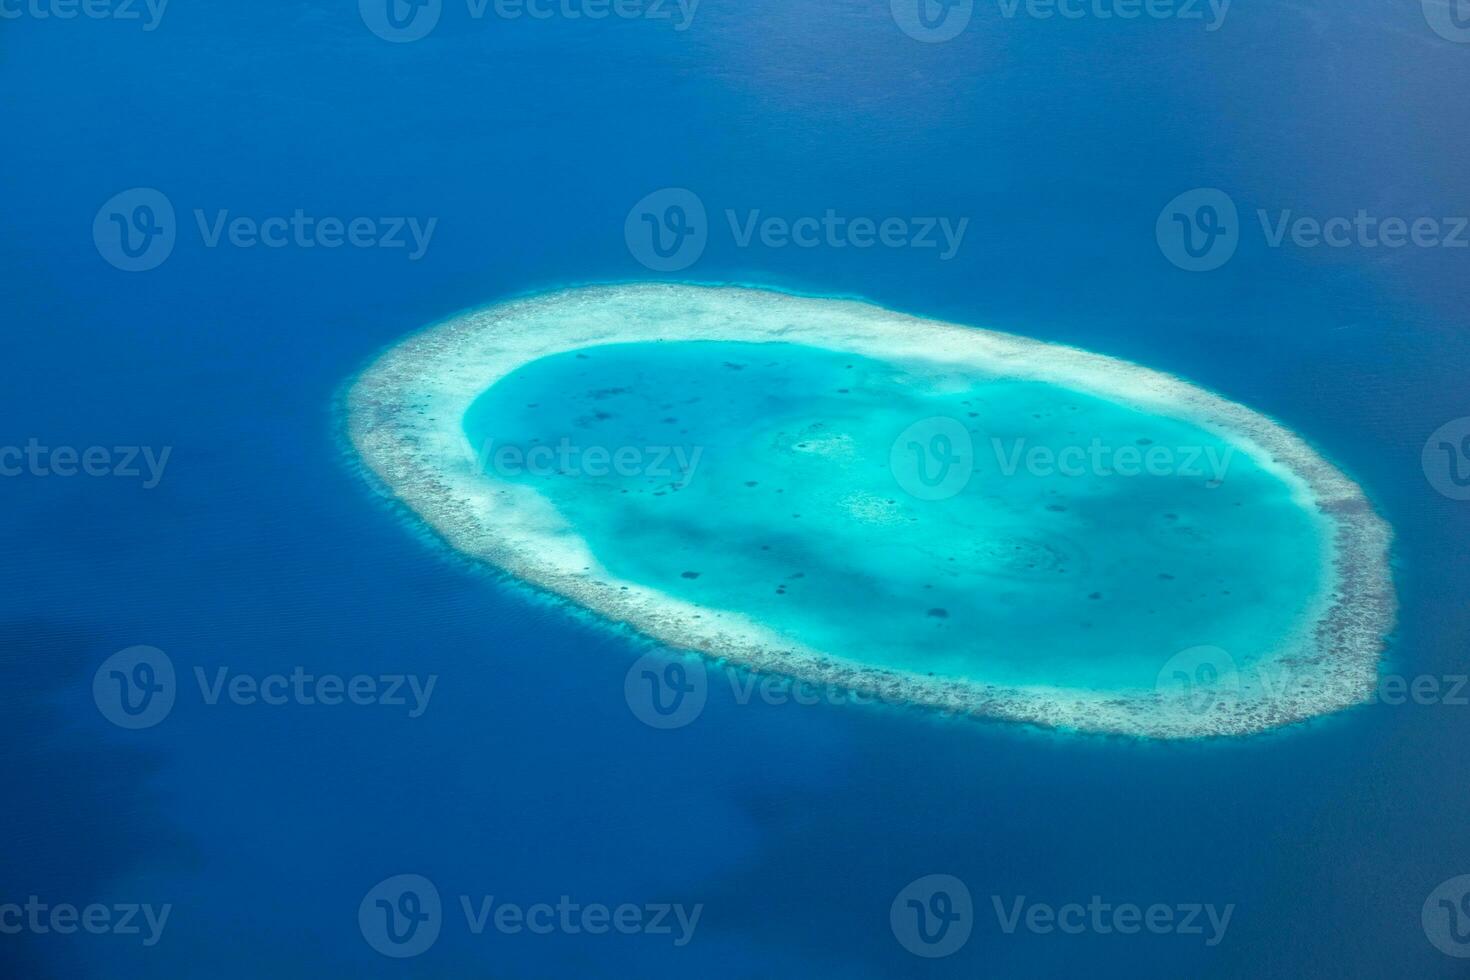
(0, 622, 188, 980)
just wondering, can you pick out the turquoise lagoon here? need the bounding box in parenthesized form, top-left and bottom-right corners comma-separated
(464, 341, 1321, 692)
(348, 284, 1394, 738)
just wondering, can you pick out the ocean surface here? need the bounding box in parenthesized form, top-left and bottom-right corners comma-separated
(5, 1, 1470, 977)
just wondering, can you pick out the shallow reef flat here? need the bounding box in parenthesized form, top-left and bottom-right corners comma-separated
(345, 283, 1396, 738)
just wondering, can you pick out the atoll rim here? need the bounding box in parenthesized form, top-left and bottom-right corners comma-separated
(345, 283, 1396, 738)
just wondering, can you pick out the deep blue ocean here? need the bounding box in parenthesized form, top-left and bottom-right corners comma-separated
(5, 2, 1470, 977)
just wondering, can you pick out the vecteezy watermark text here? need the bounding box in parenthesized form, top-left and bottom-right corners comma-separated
(1259, 212, 1470, 250)
(459, 895, 700, 945)
(194, 667, 436, 717)
(990, 437, 1234, 482)
(93, 188, 437, 272)
(0, 440, 170, 488)
(93, 646, 437, 729)
(625, 188, 969, 272)
(1155, 645, 1470, 717)
(359, 0, 699, 43)
(991, 895, 1234, 946)
(0, 0, 167, 30)
(890, 0, 1227, 42)
(193, 210, 436, 259)
(888, 875, 1233, 958)
(725, 210, 968, 261)
(358, 875, 702, 958)
(470, 437, 703, 488)
(624, 651, 914, 729)
(889, 418, 1237, 502)
(0, 898, 171, 947)
(1158, 188, 1470, 272)
(995, 0, 1228, 30)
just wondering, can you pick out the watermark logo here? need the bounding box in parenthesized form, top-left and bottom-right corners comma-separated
(94, 188, 176, 272)
(93, 646, 175, 730)
(1422, 418, 1470, 501)
(624, 651, 708, 729)
(1424, 875, 1470, 957)
(892, 0, 973, 42)
(890, 417, 975, 501)
(360, 874, 443, 958)
(1423, 0, 1470, 42)
(625, 188, 708, 272)
(891, 874, 973, 958)
(1157, 188, 1238, 272)
(359, 0, 442, 42)
(1155, 645, 1240, 716)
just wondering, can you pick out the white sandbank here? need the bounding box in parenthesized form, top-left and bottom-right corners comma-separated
(345, 283, 1396, 738)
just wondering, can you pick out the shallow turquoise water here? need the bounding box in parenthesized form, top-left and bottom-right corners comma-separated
(464, 340, 1326, 691)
